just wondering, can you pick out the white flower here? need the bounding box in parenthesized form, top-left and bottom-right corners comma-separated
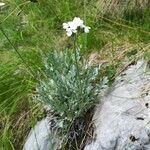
(80, 24, 91, 33)
(63, 23, 69, 29)
(66, 28, 72, 37)
(62, 17, 91, 37)
(64, 22, 78, 36)
(0, 2, 5, 6)
(66, 28, 71, 32)
(73, 17, 84, 27)
(84, 26, 91, 33)
(68, 21, 78, 30)
(66, 31, 72, 37)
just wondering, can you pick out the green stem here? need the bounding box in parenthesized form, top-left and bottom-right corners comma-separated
(73, 35, 80, 81)
(0, 24, 35, 78)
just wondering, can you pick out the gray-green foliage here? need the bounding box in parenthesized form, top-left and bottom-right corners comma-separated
(36, 49, 103, 121)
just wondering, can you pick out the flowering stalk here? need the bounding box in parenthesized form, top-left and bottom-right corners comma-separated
(72, 34, 80, 83)
(0, 25, 35, 78)
(63, 17, 91, 83)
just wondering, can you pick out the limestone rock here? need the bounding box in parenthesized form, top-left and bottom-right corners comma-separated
(23, 117, 61, 150)
(85, 60, 150, 150)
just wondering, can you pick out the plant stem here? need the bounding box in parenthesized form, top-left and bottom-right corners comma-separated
(0, 24, 35, 78)
(73, 35, 80, 82)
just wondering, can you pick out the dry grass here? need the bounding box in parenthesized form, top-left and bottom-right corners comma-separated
(96, 0, 150, 17)
(88, 42, 150, 82)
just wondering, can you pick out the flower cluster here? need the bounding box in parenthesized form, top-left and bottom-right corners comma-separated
(63, 17, 91, 37)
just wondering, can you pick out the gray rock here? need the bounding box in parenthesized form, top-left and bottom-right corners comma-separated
(23, 117, 61, 150)
(85, 60, 150, 150)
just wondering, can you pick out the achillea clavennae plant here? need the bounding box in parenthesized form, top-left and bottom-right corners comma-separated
(36, 17, 105, 130)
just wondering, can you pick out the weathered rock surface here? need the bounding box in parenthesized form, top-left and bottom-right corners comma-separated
(85, 60, 150, 150)
(23, 117, 61, 150)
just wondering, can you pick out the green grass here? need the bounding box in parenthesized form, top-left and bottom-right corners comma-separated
(1, 0, 149, 51)
(0, 0, 150, 149)
(0, 50, 44, 149)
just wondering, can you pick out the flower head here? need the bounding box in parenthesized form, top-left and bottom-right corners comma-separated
(63, 23, 69, 29)
(62, 17, 90, 37)
(68, 21, 78, 30)
(66, 28, 72, 37)
(73, 17, 84, 27)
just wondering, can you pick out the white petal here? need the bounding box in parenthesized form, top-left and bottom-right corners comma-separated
(67, 31, 72, 37)
(84, 26, 91, 33)
(0, 2, 5, 6)
(68, 21, 78, 30)
(73, 17, 84, 27)
(63, 23, 69, 29)
(66, 28, 72, 32)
